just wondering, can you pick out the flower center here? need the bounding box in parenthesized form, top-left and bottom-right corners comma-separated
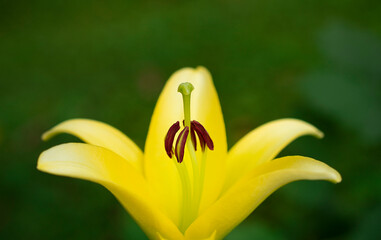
(164, 82, 214, 233)
(165, 82, 214, 163)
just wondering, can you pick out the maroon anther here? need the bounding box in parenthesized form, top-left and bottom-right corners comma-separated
(164, 120, 214, 163)
(191, 120, 214, 151)
(174, 127, 189, 163)
(164, 121, 180, 158)
(182, 120, 196, 150)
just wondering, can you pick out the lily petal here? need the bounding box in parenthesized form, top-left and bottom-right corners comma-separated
(42, 119, 143, 172)
(37, 143, 183, 240)
(159, 231, 216, 240)
(144, 67, 227, 223)
(186, 156, 341, 240)
(224, 118, 323, 192)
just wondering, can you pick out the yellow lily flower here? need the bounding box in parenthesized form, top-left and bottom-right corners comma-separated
(37, 66, 341, 240)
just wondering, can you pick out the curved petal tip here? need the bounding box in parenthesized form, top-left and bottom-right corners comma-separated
(42, 129, 54, 141)
(329, 168, 342, 183)
(314, 128, 324, 139)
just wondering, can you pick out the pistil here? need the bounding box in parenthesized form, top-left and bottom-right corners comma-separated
(178, 82, 200, 230)
(164, 82, 215, 233)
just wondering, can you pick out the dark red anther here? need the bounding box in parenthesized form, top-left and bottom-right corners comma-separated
(174, 128, 185, 161)
(164, 119, 213, 163)
(164, 121, 180, 158)
(182, 120, 197, 151)
(191, 120, 214, 151)
(191, 121, 205, 150)
(175, 126, 189, 163)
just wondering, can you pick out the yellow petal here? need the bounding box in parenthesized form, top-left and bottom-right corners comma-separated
(186, 156, 341, 240)
(42, 118, 143, 173)
(159, 231, 216, 240)
(223, 118, 323, 192)
(37, 143, 183, 240)
(144, 67, 227, 223)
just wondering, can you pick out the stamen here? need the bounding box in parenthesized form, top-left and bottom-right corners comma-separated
(164, 121, 180, 158)
(175, 127, 189, 163)
(191, 120, 214, 151)
(174, 128, 186, 161)
(191, 121, 205, 150)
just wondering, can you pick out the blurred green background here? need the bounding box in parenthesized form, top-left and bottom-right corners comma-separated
(1, 0, 380, 239)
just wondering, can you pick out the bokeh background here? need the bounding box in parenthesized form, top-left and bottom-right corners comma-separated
(1, 0, 380, 239)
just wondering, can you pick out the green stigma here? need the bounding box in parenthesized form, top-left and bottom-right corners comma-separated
(178, 82, 194, 96)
